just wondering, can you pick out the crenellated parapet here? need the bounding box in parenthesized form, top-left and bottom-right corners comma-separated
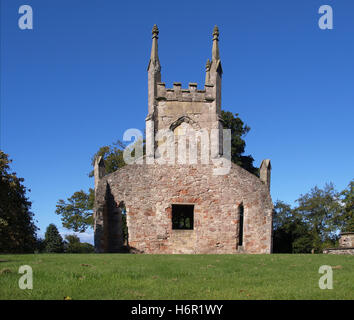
(147, 25, 222, 116)
(156, 82, 215, 102)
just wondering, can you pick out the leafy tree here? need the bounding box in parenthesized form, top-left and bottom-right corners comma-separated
(221, 110, 258, 175)
(0, 151, 38, 253)
(295, 183, 341, 253)
(272, 201, 295, 253)
(44, 224, 64, 253)
(55, 189, 95, 232)
(272, 200, 314, 253)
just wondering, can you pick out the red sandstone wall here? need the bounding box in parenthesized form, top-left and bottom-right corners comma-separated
(94, 162, 273, 254)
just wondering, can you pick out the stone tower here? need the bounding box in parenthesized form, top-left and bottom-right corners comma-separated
(145, 25, 225, 163)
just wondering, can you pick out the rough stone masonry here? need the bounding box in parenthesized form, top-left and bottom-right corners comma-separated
(93, 25, 274, 254)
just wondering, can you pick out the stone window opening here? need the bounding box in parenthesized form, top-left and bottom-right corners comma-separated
(238, 204, 244, 246)
(172, 204, 194, 230)
(118, 201, 128, 246)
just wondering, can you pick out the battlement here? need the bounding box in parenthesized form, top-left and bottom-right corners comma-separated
(156, 82, 215, 102)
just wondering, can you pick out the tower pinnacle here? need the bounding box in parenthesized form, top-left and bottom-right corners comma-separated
(147, 24, 161, 114)
(150, 24, 160, 64)
(213, 25, 219, 39)
(212, 25, 220, 61)
(152, 24, 159, 38)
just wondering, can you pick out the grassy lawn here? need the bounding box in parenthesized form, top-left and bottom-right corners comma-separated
(0, 253, 353, 300)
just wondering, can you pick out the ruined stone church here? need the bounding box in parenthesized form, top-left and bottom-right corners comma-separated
(93, 25, 273, 254)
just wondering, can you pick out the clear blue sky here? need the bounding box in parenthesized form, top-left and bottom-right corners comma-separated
(1, 0, 353, 243)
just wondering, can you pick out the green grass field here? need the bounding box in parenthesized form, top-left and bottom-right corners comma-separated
(0, 254, 353, 300)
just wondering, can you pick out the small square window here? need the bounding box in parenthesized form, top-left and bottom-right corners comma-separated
(172, 204, 194, 230)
